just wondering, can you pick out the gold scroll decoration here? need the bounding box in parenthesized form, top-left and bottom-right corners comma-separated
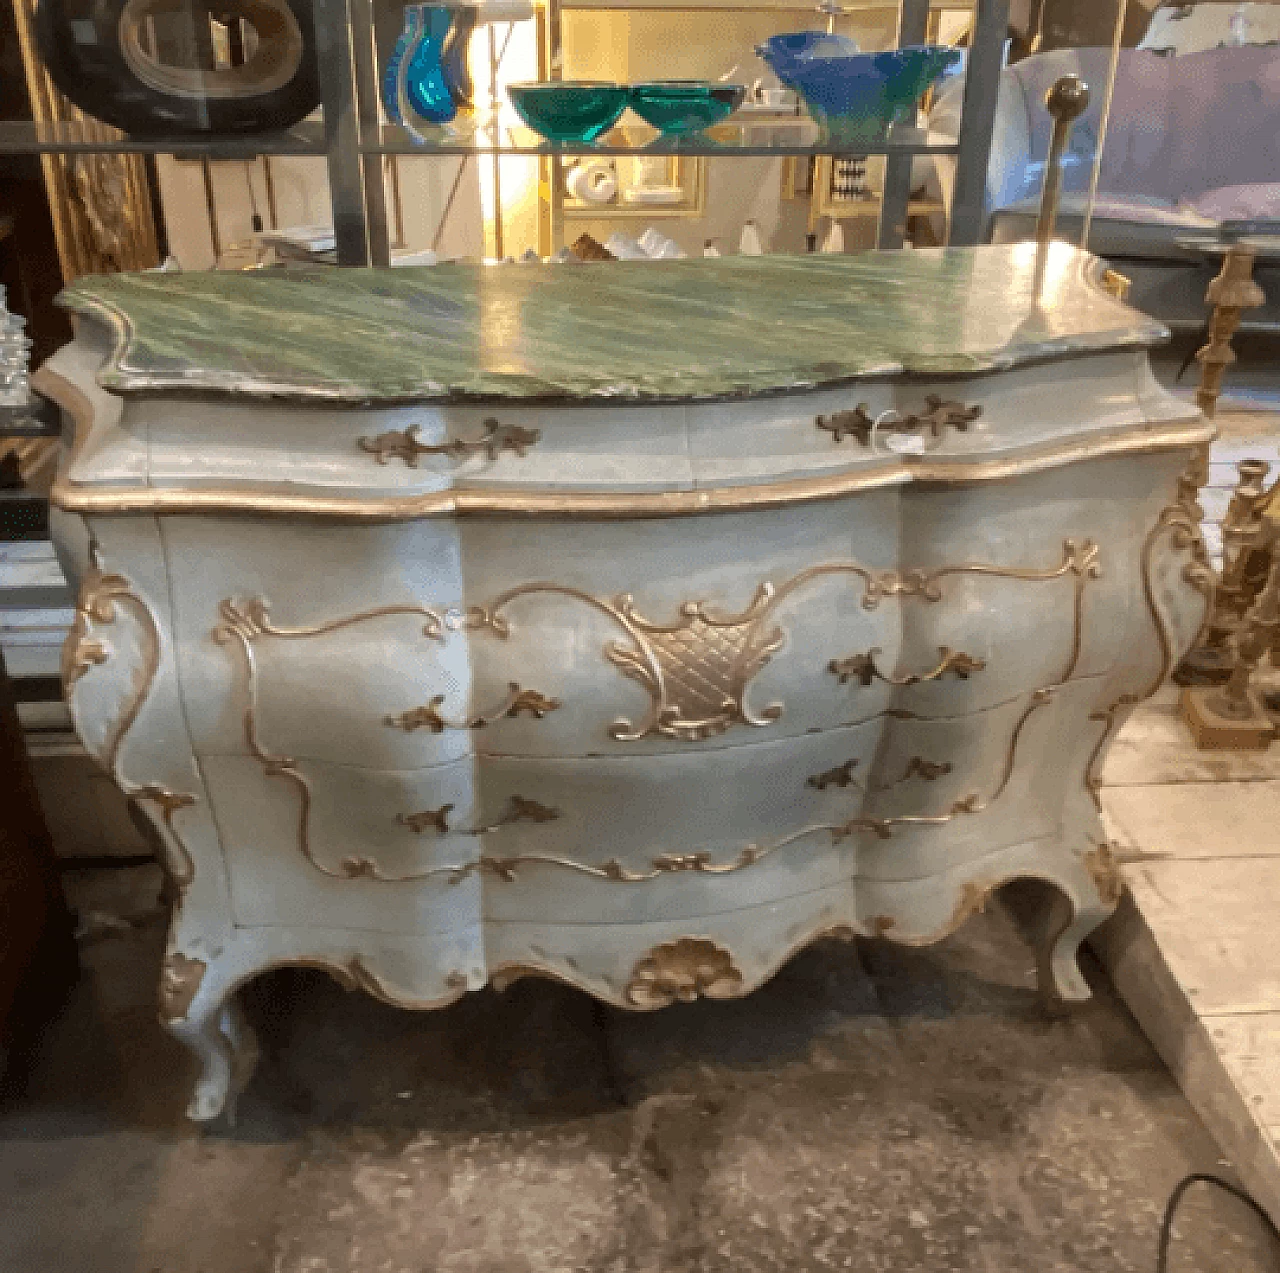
(62, 548, 197, 894)
(218, 538, 1102, 885)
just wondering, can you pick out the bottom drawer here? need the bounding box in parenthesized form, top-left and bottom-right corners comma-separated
(203, 682, 1088, 933)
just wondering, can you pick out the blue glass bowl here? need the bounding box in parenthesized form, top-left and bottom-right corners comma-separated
(506, 82, 630, 144)
(628, 82, 747, 136)
(754, 31, 860, 82)
(755, 42, 961, 146)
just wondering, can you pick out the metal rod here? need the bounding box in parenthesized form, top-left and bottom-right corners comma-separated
(387, 157, 408, 249)
(200, 158, 222, 262)
(262, 156, 279, 230)
(347, 0, 391, 266)
(432, 157, 472, 253)
(1080, 0, 1128, 251)
(1035, 75, 1088, 249)
(489, 23, 505, 259)
(947, 0, 1008, 246)
(877, 0, 930, 249)
(314, 0, 369, 266)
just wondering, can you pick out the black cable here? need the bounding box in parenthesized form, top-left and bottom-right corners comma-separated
(1156, 1172, 1280, 1272)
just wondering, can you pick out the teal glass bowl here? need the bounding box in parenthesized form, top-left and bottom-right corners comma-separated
(628, 82, 747, 136)
(506, 81, 629, 144)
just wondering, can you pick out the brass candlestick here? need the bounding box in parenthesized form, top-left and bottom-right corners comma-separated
(1182, 543, 1280, 750)
(1175, 458, 1277, 686)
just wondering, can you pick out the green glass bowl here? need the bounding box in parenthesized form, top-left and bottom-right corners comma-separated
(506, 81, 629, 144)
(628, 82, 747, 135)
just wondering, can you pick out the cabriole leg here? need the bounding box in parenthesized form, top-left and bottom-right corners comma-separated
(159, 951, 260, 1124)
(1035, 849, 1122, 1005)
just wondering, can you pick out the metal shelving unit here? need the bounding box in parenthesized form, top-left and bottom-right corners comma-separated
(0, 120, 326, 157)
(1, 0, 1009, 265)
(336, 0, 1009, 263)
(530, 0, 990, 253)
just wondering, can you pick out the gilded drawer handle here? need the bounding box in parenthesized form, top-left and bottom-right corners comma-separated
(828, 646, 986, 687)
(398, 794, 561, 837)
(816, 396, 981, 448)
(358, 418, 542, 467)
(807, 759, 860, 790)
(385, 683, 561, 733)
(807, 755, 953, 792)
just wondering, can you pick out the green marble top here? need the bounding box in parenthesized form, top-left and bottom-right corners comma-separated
(58, 245, 1164, 404)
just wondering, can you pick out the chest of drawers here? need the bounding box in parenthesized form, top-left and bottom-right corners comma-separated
(40, 246, 1213, 1122)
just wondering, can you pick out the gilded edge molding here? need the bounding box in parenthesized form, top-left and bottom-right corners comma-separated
(62, 547, 198, 894)
(1083, 465, 1215, 806)
(44, 393, 1213, 521)
(217, 538, 1102, 885)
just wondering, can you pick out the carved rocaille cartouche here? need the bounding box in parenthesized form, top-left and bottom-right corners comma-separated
(47, 248, 1213, 1124)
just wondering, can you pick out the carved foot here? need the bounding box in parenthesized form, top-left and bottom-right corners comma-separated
(160, 955, 261, 1124)
(170, 997, 260, 1124)
(1037, 891, 1115, 1006)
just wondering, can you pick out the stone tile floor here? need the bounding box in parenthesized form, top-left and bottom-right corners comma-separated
(2, 864, 1278, 1273)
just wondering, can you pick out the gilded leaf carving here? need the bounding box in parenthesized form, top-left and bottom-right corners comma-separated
(626, 938, 744, 1008)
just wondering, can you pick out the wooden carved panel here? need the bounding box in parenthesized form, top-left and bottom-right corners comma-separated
(10, 0, 160, 281)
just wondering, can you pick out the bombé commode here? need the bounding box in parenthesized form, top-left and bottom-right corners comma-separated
(39, 246, 1212, 1122)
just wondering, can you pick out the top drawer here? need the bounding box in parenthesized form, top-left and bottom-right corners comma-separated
(132, 399, 695, 497)
(686, 350, 1176, 487)
(112, 350, 1183, 504)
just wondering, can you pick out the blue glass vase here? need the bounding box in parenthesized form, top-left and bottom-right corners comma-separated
(384, 5, 477, 132)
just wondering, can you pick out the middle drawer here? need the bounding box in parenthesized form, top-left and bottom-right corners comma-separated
(205, 694, 1065, 933)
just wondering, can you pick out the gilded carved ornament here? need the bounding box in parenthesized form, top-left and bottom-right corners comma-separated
(1082, 841, 1125, 907)
(158, 952, 207, 1022)
(62, 547, 198, 895)
(625, 938, 745, 1008)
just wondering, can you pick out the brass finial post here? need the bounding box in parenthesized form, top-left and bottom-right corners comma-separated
(1195, 244, 1266, 420)
(1035, 76, 1090, 250)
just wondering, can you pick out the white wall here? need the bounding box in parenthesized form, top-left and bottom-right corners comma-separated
(155, 148, 485, 268)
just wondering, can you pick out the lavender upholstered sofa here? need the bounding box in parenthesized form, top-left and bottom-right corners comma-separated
(930, 44, 1280, 331)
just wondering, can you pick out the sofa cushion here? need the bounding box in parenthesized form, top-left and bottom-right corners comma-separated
(1184, 182, 1280, 223)
(988, 193, 1215, 260)
(931, 44, 1280, 221)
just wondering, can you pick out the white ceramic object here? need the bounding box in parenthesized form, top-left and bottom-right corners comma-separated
(41, 250, 1214, 1124)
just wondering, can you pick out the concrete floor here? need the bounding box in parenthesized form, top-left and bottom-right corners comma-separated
(2, 866, 1278, 1273)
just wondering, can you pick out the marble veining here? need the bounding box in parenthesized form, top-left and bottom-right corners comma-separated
(57, 244, 1166, 405)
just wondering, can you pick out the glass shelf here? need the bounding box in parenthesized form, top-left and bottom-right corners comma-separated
(0, 119, 327, 158)
(367, 120, 959, 158)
